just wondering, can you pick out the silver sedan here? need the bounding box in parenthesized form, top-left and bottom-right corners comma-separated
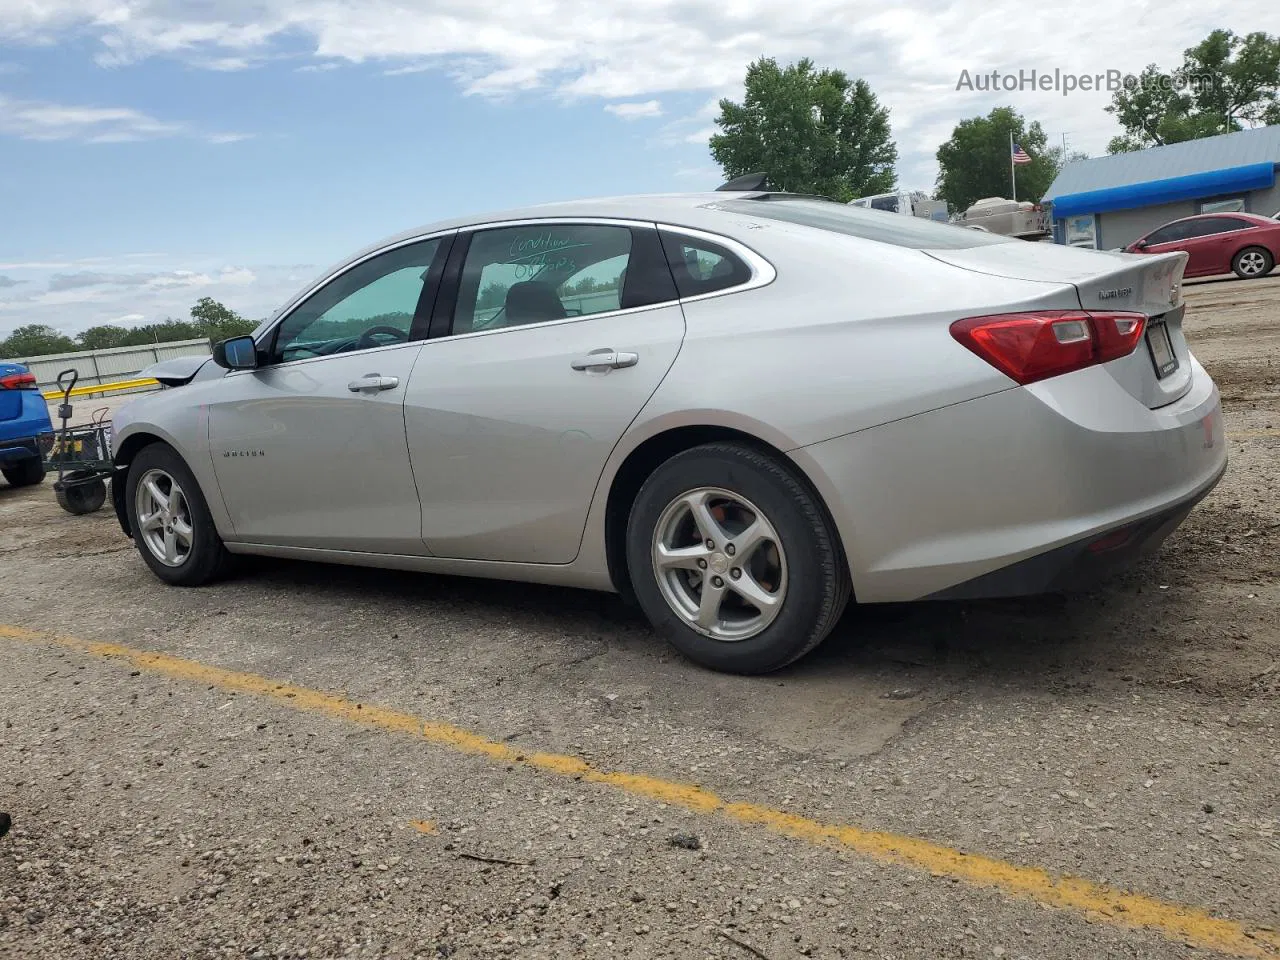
(109, 188, 1226, 673)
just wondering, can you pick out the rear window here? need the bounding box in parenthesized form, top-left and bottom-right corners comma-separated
(711, 197, 1014, 250)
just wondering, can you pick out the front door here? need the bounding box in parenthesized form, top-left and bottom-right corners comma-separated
(404, 221, 686, 564)
(208, 234, 450, 553)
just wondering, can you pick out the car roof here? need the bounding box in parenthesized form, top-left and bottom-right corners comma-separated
(1178, 212, 1272, 224)
(380, 192, 747, 246)
(1144, 211, 1274, 236)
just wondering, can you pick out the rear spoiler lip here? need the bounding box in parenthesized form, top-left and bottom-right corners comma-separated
(920, 247, 1188, 314)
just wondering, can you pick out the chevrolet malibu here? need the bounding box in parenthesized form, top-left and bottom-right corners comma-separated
(109, 189, 1226, 674)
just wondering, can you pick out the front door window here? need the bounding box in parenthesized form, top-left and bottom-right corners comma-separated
(270, 237, 445, 363)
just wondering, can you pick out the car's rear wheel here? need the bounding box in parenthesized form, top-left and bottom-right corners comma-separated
(1232, 246, 1274, 279)
(125, 443, 231, 586)
(626, 442, 850, 674)
(1, 457, 46, 488)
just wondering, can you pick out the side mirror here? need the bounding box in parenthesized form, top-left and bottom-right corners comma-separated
(212, 335, 259, 370)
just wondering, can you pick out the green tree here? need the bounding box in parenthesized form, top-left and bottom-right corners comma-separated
(1106, 30, 1280, 153)
(935, 107, 1056, 212)
(76, 325, 135, 350)
(0, 324, 76, 358)
(709, 57, 898, 202)
(190, 296, 255, 342)
(1043, 144, 1091, 179)
(476, 281, 507, 311)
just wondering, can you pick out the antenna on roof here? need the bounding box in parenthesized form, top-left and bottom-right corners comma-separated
(716, 172, 770, 192)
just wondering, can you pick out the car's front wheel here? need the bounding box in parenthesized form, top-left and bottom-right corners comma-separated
(125, 443, 231, 586)
(626, 442, 850, 674)
(1232, 246, 1274, 279)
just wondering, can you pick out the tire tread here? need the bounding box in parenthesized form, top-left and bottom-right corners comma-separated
(1233, 245, 1274, 280)
(627, 441, 851, 673)
(126, 443, 232, 586)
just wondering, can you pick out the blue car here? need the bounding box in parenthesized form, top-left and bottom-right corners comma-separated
(0, 361, 54, 488)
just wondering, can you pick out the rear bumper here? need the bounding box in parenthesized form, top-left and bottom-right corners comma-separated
(924, 458, 1224, 599)
(791, 355, 1227, 603)
(0, 433, 53, 463)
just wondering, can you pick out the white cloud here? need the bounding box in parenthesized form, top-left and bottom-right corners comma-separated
(44, 266, 258, 293)
(0, 1, 1270, 185)
(605, 100, 662, 120)
(0, 258, 309, 335)
(0, 93, 250, 143)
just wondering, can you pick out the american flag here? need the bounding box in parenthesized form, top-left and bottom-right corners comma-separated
(1012, 143, 1033, 165)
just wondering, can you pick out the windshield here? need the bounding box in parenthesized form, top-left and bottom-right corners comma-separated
(710, 197, 1014, 250)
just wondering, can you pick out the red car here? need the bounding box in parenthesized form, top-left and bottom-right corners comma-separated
(1125, 212, 1279, 280)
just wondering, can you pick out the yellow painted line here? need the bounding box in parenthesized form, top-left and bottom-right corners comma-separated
(409, 820, 437, 835)
(42, 377, 158, 401)
(3, 623, 1278, 959)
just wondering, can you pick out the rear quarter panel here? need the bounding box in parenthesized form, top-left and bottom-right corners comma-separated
(575, 225, 1086, 588)
(636, 226, 1083, 448)
(0, 390, 54, 443)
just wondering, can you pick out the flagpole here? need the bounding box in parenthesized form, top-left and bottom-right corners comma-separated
(1009, 130, 1017, 201)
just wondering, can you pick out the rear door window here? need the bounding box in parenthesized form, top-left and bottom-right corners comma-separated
(447, 223, 688, 335)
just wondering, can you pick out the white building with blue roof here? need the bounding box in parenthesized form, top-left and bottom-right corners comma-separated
(1042, 125, 1280, 249)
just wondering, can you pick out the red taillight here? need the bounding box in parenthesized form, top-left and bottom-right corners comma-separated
(0, 372, 38, 390)
(949, 311, 1147, 385)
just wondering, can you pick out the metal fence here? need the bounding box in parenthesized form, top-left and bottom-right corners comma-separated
(10, 338, 212, 391)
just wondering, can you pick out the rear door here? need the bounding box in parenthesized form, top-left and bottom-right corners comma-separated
(1177, 218, 1243, 275)
(207, 234, 452, 554)
(405, 220, 686, 564)
(1204, 216, 1262, 273)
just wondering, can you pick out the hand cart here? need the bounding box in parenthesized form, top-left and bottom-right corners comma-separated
(43, 368, 112, 515)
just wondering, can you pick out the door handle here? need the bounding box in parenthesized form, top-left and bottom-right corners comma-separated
(347, 374, 399, 393)
(570, 350, 639, 371)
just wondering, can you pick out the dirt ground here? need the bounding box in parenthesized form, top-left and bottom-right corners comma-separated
(1, 275, 1278, 960)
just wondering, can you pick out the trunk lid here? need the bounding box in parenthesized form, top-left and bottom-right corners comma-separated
(925, 244, 1192, 408)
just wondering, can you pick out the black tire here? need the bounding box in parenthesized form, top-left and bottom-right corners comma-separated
(626, 442, 851, 674)
(55, 474, 107, 514)
(1232, 246, 1274, 280)
(125, 442, 231, 586)
(1, 457, 46, 488)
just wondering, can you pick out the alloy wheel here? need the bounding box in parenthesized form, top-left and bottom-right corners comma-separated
(1239, 250, 1268, 276)
(651, 486, 788, 641)
(135, 468, 194, 567)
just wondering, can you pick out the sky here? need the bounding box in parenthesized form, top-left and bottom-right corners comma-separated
(0, 0, 1275, 338)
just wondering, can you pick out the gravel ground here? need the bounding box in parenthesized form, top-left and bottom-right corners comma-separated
(2, 275, 1278, 960)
